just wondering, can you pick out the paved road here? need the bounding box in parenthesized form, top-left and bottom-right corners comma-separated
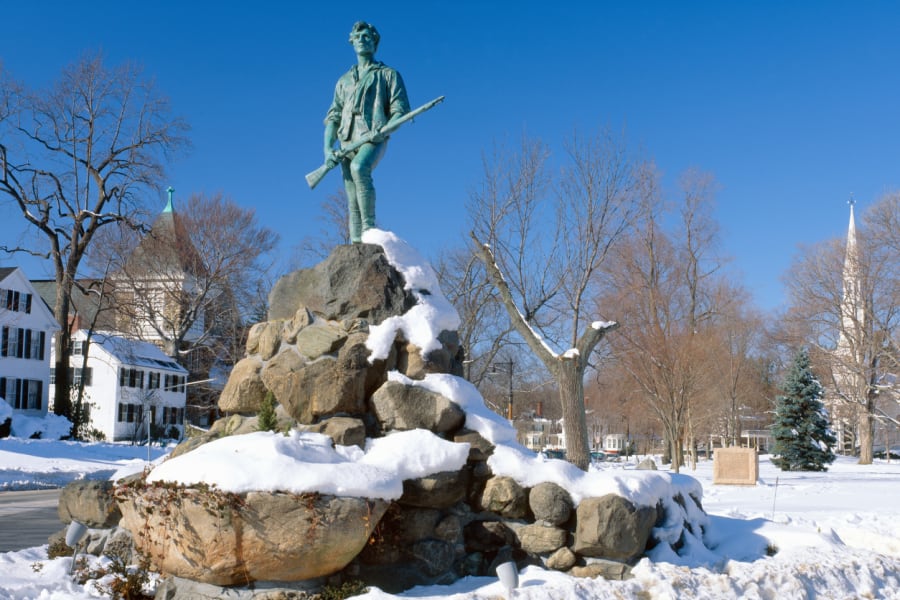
(0, 489, 62, 552)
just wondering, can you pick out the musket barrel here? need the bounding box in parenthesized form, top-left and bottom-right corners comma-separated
(306, 95, 445, 190)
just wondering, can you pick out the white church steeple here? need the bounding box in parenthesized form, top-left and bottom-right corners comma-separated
(839, 199, 864, 350)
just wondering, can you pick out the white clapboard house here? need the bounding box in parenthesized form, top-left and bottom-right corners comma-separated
(50, 330, 188, 441)
(0, 267, 60, 416)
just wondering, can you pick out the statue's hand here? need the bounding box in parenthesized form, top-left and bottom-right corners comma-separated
(370, 129, 385, 144)
(324, 149, 338, 168)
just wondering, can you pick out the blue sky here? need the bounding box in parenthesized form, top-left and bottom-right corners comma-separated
(2, 1, 899, 312)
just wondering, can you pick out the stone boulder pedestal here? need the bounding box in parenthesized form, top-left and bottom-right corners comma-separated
(268, 244, 415, 322)
(116, 485, 388, 586)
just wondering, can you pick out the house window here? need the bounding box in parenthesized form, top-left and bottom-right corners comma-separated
(5, 289, 19, 311)
(1, 327, 46, 360)
(0, 377, 42, 410)
(2, 290, 31, 313)
(28, 331, 45, 360)
(2, 326, 17, 357)
(148, 372, 160, 389)
(71, 367, 93, 387)
(25, 380, 42, 410)
(163, 374, 185, 393)
(162, 406, 185, 425)
(119, 368, 144, 388)
(117, 403, 143, 423)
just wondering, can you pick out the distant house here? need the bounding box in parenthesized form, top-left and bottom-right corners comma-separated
(50, 330, 188, 441)
(0, 267, 60, 416)
(603, 433, 628, 456)
(515, 404, 565, 453)
(32, 190, 234, 428)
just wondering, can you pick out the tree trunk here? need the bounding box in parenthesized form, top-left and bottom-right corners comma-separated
(688, 405, 697, 470)
(858, 409, 874, 465)
(670, 437, 683, 474)
(471, 236, 616, 473)
(557, 361, 591, 471)
(53, 281, 73, 421)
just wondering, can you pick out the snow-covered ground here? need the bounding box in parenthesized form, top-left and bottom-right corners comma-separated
(2, 434, 899, 599)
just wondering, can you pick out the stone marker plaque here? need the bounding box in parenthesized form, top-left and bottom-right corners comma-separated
(713, 447, 758, 485)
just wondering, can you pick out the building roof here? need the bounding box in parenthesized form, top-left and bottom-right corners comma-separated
(0, 267, 16, 282)
(79, 330, 188, 373)
(30, 279, 118, 330)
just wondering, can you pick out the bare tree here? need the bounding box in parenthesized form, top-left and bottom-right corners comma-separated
(602, 170, 732, 472)
(0, 53, 188, 420)
(469, 130, 649, 470)
(707, 302, 771, 447)
(292, 190, 350, 267)
(786, 195, 900, 464)
(96, 192, 278, 365)
(433, 244, 516, 387)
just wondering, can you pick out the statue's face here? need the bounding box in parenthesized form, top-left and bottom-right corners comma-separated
(351, 29, 376, 55)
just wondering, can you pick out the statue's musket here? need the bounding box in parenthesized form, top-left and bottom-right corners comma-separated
(305, 95, 445, 190)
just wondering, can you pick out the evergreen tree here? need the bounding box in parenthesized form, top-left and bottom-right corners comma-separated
(771, 348, 837, 471)
(257, 391, 279, 432)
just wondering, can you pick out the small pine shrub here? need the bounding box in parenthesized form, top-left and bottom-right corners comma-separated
(257, 391, 278, 432)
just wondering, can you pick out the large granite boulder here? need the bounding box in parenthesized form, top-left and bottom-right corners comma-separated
(297, 416, 367, 449)
(529, 481, 573, 526)
(515, 522, 568, 554)
(268, 244, 416, 323)
(400, 470, 470, 509)
(370, 381, 465, 434)
(573, 494, 658, 562)
(218, 357, 267, 414)
(116, 484, 388, 586)
(263, 337, 372, 424)
(245, 320, 285, 360)
(479, 476, 528, 519)
(58, 479, 121, 528)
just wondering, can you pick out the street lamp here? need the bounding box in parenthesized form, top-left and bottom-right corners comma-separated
(491, 360, 514, 421)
